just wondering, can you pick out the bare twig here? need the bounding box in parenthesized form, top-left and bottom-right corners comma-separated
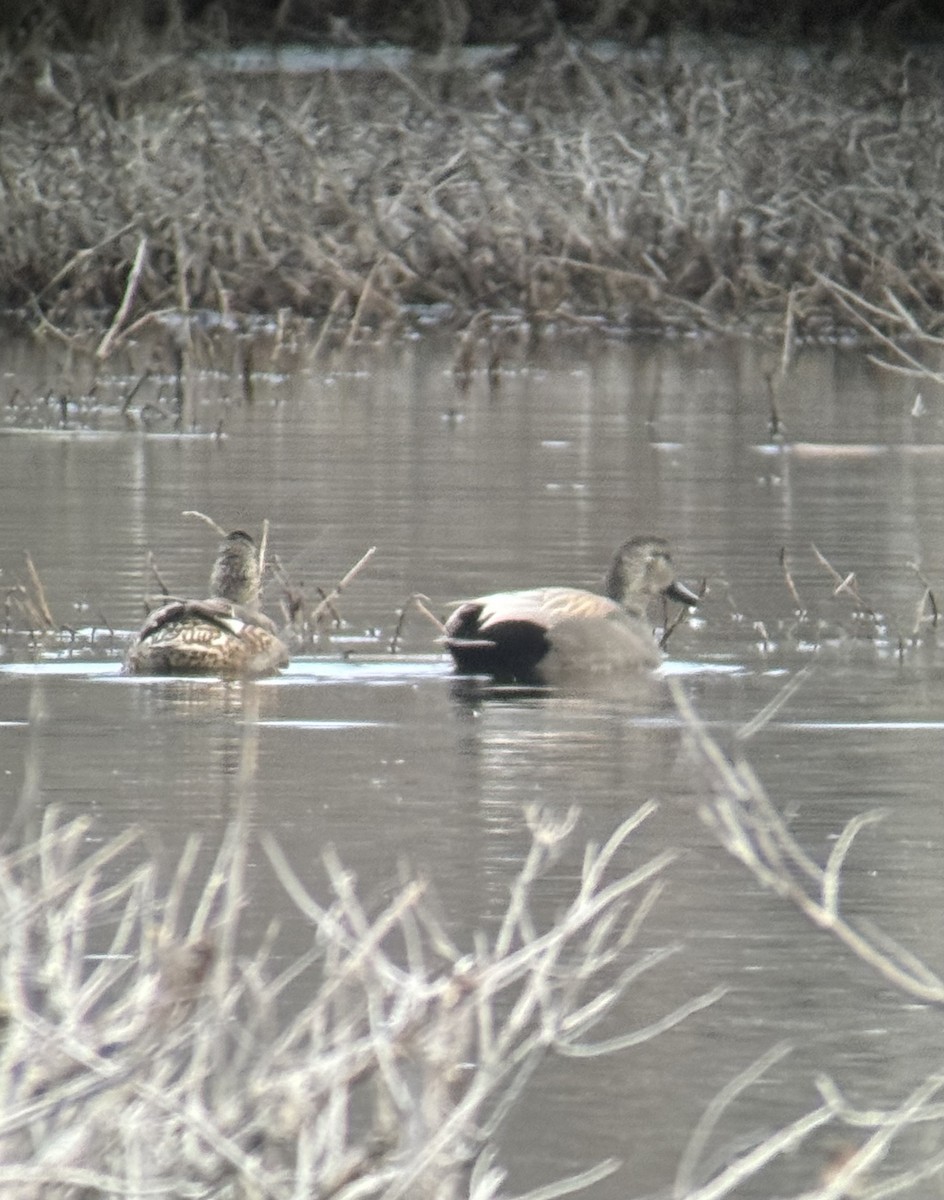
(810, 543, 876, 618)
(181, 510, 227, 537)
(96, 236, 149, 360)
(671, 679, 944, 1005)
(389, 592, 446, 653)
(815, 274, 944, 388)
(778, 546, 805, 612)
(23, 553, 56, 631)
(308, 546, 376, 628)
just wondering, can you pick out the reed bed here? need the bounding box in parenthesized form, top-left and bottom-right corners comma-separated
(4, 35, 944, 346)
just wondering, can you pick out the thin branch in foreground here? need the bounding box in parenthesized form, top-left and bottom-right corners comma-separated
(671, 678, 944, 1004)
(809, 1069, 944, 1200)
(674, 1041, 795, 1197)
(0, 800, 706, 1199)
(735, 663, 815, 743)
(257, 517, 269, 579)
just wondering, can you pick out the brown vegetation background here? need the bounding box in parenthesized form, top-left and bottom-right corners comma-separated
(2, 0, 944, 340)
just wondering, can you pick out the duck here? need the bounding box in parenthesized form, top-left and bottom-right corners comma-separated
(124, 530, 289, 678)
(443, 536, 698, 683)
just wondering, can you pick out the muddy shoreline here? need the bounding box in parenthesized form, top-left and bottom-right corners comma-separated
(5, 34, 944, 348)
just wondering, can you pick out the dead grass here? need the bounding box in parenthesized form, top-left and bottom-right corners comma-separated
(4, 35, 944, 347)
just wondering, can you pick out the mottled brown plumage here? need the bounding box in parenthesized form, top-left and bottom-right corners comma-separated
(124, 530, 289, 678)
(444, 536, 698, 683)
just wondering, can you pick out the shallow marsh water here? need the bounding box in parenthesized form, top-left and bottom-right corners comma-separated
(2, 331, 944, 1195)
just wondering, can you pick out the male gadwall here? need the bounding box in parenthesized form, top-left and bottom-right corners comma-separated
(444, 535, 698, 683)
(124, 530, 289, 678)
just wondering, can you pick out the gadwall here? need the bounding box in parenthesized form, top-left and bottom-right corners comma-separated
(124, 530, 289, 678)
(443, 536, 698, 683)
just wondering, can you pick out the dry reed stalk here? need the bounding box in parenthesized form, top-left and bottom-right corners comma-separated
(6, 40, 944, 338)
(778, 547, 805, 613)
(257, 517, 269, 580)
(810, 543, 877, 619)
(909, 564, 939, 632)
(22, 553, 56, 631)
(95, 235, 149, 360)
(307, 545, 376, 629)
(180, 509, 227, 537)
(815, 274, 944, 388)
(144, 550, 171, 602)
(389, 592, 446, 653)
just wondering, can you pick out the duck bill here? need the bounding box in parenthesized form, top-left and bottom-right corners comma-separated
(664, 579, 700, 607)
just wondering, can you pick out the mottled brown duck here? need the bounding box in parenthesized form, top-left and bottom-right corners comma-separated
(124, 530, 289, 678)
(444, 536, 698, 683)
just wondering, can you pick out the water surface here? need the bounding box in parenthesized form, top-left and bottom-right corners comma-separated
(1, 332, 942, 1196)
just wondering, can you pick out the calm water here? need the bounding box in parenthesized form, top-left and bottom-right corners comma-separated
(2, 331, 944, 1196)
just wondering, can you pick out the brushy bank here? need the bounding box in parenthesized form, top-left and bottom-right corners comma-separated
(3, 34, 944, 345)
(0, 793, 720, 1199)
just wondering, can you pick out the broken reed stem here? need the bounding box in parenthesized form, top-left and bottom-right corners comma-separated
(181, 509, 227, 537)
(910, 563, 939, 630)
(810, 542, 876, 618)
(257, 518, 269, 581)
(145, 550, 171, 600)
(816, 274, 944, 388)
(765, 290, 796, 438)
(779, 287, 796, 380)
(95, 235, 148, 360)
(344, 259, 381, 347)
(389, 592, 446, 653)
(23, 553, 55, 631)
(308, 545, 376, 627)
(778, 547, 804, 612)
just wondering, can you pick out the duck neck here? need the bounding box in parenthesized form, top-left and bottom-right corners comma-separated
(604, 561, 645, 616)
(210, 540, 259, 605)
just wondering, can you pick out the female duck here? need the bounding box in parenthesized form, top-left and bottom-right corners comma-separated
(124, 530, 289, 678)
(444, 536, 698, 683)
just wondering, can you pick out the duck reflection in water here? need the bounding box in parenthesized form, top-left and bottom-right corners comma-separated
(124, 530, 289, 679)
(443, 536, 698, 686)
